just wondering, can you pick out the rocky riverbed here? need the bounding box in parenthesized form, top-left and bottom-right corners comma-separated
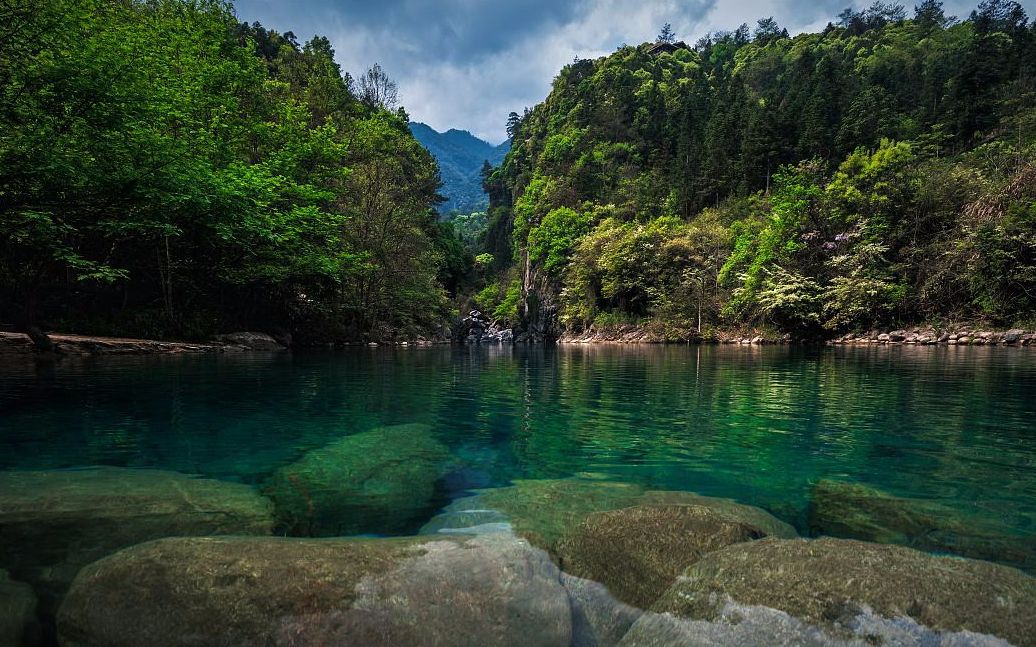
(2, 430, 1035, 646)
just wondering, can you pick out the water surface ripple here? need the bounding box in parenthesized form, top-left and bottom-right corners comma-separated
(1, 344, 1034, 542)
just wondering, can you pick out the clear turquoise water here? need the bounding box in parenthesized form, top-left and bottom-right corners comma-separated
(1, 344, 1035, 540)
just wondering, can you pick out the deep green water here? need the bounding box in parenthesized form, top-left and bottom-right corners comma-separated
(1, 344, 1035, 541)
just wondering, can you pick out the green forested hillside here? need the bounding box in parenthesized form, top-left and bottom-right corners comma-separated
(0, 0, 467, 343)
(409, 123, 510, 215)
(481, 1, 1036, 338)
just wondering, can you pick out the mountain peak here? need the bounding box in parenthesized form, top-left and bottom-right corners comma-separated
(409, 123, 511, 215)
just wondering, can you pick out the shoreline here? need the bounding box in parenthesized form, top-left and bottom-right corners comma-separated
(4, 326, 1034, 357)
(558, 325, 1036, 347)
(0, 331, 285, 356)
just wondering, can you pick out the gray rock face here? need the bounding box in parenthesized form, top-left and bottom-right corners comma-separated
(646, 537, 1036, 647)
(214, 332, 286, 350)
(0, 468, 273, 619)
(264, 423, 454, 536)
(1004, 329, 1026, 343)
(0, 570, 38, 647)
(57, 534, 573, 647)
(563, 574, 644, 647)
(619, 599, 1012, 647)
(809, 479, 1035, 573)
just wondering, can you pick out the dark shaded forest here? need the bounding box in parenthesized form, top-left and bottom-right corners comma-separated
(0, 0, 471, 344)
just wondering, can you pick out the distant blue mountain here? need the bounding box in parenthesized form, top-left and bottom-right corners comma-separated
(410, 122, 510, 215)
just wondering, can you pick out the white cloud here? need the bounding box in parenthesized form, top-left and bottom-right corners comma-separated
(234, 0, 1036, 142)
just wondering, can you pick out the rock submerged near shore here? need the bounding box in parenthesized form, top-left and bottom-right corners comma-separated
(0, 468, 274, 626)
(3, 467, 1035, 646)
(263, 424, 454, 537)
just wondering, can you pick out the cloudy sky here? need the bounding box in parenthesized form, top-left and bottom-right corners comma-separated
(234, 0, 1033, 143)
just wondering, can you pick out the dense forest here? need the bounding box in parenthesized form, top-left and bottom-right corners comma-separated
(4, 0, 1036, 345)
(477, 0, 1036, 340)
(0, 0, 472, 344)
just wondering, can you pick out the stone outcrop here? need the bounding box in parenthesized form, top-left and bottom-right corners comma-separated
(0, 468, 273, 620)
(212, 332, 287, 350)
(459, 310, 514, 344)
(57, 534, 573, 647)
(0, 570, 39, 647)
(555, 505, 767, 608)
(264, 423, 453, 536)
(642, 537, 1036, 647)
(0, 332, 227, 355)
(831, 327, 1036, 347)
(809, 479, 1035, 573)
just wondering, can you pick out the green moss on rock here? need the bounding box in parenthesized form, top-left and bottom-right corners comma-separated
(57, 534, 573, 647)
(809, 479, 1036, 573)
(473, 478, 795, 554)
(556, 505, 767, 608)
(263, 423, 454, 536)
(650, 537, 1036, 647)
(0, 468, 273, 621)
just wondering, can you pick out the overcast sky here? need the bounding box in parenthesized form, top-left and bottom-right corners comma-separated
(233, 0, 1034, 143)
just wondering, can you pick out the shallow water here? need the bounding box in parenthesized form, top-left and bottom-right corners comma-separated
(1, 344, 1035, 545)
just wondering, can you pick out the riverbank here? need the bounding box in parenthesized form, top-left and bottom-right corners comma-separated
(0, 331, 287, 355)
(556, 324, 1036, 347)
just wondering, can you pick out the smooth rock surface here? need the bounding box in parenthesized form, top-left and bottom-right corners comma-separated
(648, 537, 1036, 647)
(809, 479, 1035, 573)
(556, 505, 766, 608)
(57, 534, 572, 647)
(562, 573, 643, 647)
(0, 468, 273, 618)
(213, 332, 286, 350)
(264, 423, 453, 536)
(619, 599, 1011, 646)
(472, 478, 794, 555)
(0, 570, 38, 647)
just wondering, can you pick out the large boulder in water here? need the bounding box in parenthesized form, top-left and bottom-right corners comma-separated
(469, 478, 795, 555)
(809, 479, 1035, 573)
(1, 570, 39, 647)
(56, 534, 573, 647)
(264, 423, 453, 536)
(633, 537, 1036, 647)
(555, 505, 767, 608)
(0, 468, 273, 619)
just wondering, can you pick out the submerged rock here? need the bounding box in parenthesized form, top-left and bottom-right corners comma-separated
(0, 570, 39, 647)
(809, 479, 1035, 573)
(0, 468, 273, 619)
(417, 496, 513, 536)
(556, 505, 767, 608)
(264, 423, 453, 536)
(645, 537, 1036, 647)
(562, 573, 644, 647)
(57, 534, 572, 647)
(619, 599, 1012, 646)
(471, 478, 795, 554)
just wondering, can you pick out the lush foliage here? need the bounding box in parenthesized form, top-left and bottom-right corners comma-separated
(0, 0, 455, 342)
(486, 1, 1036, 335)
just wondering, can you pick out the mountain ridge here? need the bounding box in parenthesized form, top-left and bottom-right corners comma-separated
(410, 122, 510, 215)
